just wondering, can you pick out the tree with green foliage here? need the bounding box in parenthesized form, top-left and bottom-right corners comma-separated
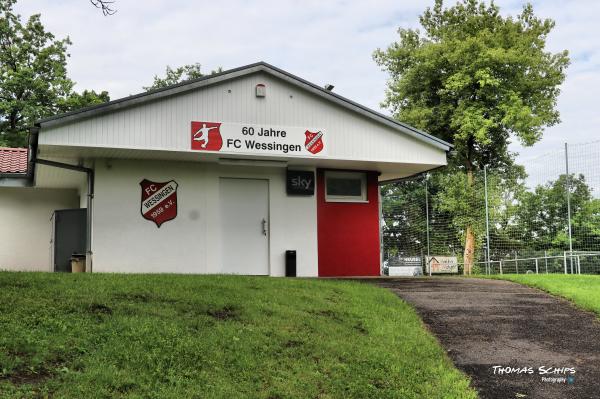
(56, 89, 110, 113)
(144, 63, 223, 91)
(382, 165, 519, 273)
(382, 175, 466, 261)
(573, 198, 600, 251)
(0, 0, 109, 147)
(381, 178, 431, 258)
(511, 174, 594, 251)
(374, 0, 569, 274)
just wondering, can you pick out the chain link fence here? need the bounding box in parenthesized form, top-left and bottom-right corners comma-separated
(382, 140, 600, 275)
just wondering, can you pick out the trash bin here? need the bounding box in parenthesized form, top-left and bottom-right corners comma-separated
(285, 250, 296, 277)
(70, 254, 86, 273)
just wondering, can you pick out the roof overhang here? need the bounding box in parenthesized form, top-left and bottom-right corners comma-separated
(37, 143, 440, 183)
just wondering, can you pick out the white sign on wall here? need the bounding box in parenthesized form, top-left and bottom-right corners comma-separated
(190, 121, 327, 157)
(425, 256, 459, 274)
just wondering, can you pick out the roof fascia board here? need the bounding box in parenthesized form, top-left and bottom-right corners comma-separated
(39, 63, 265, 129)
(263, 66, 451, 151)
(378, 164, 447, 184)
(0, 175, 30, 187)
(0, 172, 27, 178)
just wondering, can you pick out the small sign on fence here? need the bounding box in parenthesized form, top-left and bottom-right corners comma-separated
(388, 256, 422, 267)
(426, 256, 458, 274)
(384, 256, 424, 277)
(388, 266, 423, 277)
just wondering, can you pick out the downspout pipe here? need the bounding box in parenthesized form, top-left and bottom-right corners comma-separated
(27, 126, 40, 183)
(35, 158, 94, 273)
(28, 126, 95, 272)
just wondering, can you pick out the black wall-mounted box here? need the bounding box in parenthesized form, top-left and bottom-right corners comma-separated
(286, 170, 315, 196)
(285, 250, 297, 277)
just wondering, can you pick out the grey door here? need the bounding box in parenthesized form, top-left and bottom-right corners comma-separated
(52, 209, 86, 272)
(219, 178, 269, 275)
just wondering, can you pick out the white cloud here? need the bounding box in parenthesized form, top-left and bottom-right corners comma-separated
(13, 0, 434, 104)
(13, 0, 600, 161)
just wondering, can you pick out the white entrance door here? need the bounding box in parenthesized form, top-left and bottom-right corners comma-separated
(219, 178, 269, 275)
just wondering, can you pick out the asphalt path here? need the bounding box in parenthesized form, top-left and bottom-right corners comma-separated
(374, 278, 600, 399)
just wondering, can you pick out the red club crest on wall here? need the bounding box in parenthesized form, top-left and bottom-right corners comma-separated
(191, 121, 223, 151)
(305, 130, 324, 154)
(140, 179, 178, 228)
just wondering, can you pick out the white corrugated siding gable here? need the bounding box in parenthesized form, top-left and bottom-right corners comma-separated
(39, 72, 446, 166)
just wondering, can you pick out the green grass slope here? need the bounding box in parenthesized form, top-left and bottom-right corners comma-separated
(0, 273, 476, 398)
(491, 274, 600, 317)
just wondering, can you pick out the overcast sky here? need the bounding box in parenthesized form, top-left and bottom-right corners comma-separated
(14, 0, 600, 163)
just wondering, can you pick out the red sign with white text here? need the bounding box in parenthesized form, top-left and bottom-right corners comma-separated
(190, 121, 327, 156)
(140, 179, 178, 228)
(191, 121, 223, 151)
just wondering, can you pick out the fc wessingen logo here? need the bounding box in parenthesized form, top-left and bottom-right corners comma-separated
(305, 130, 324, 154)
(140, 179, 178, 228)
(191, 121, 223, 151)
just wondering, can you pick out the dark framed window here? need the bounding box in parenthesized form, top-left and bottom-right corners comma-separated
(325, 171, 367, 202)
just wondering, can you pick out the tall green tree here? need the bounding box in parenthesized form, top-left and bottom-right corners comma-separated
(572, 198, 600, 251)
(144, 63, 223, 91)
(374, 0, 569, 273)
(0, 0, 109, 147)
(512, 174, 593, 251)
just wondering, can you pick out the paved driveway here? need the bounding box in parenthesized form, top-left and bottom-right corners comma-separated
(375, 278, 600, 399)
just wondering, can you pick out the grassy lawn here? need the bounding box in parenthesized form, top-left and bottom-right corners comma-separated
(489, 274, 600, 317)
(0, 273, 476, 399)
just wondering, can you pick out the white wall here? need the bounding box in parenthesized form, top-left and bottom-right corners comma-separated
(39, 71, 447, 167)
(0, 187, 78, 271)
(92, 159, 318, 276)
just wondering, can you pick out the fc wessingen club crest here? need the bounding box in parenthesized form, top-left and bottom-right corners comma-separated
(140, 179, 178, 228)
(191, 121, 223, 151)
(305, 130, 324, 154)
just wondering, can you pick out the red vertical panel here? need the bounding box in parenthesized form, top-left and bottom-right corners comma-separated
(317, 169, 381, 277)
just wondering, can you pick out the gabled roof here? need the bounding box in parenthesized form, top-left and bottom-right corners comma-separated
(0, 147, 28, 174)
(37, 61, 452, 151)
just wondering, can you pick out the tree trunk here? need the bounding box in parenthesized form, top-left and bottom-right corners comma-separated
(463, 168, 475, 275)
(463, 226, 475, 275)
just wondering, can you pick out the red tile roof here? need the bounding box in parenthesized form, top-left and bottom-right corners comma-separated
(0, 147, 28, 174)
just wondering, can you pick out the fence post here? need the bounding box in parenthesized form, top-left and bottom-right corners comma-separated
(544, 250, 548, 274)
(484, 165, 491, 275)
(565, 143, 574, 274)
(563, 251, 568, 274)
(571, 254, 574, 274)
(577, 256, 581, 274)
(499, 260, 503, 275)
(423, 248, 432, 277)
(515, 252, 518, 274)
(535, 258, 539, 274)
(425, 177, 430, 259)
